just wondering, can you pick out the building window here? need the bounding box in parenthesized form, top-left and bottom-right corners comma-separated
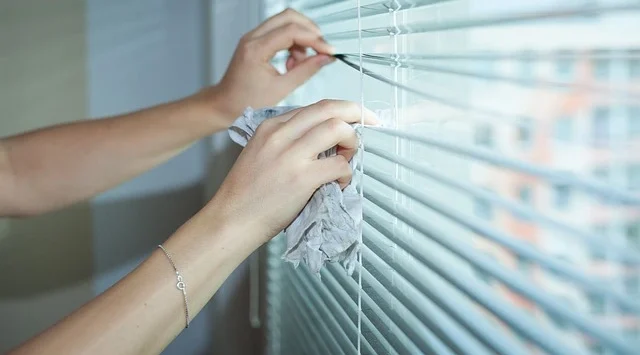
(474, 197, 493, 220)
(554, 117, 573, 142)
(588, 294, 605, 315)
(630, 106, 640, 138)
(556, 56, 573, 81)
(553, 184, 571, 210)
(520, 53, 534, 84)
(476, 252, 496, 285)
(627, 221, 640, 248)
(518, 185, 533, 205)
(517, 255, 531, 273)
(592, 107, 610, 143)
(630, 58, 640, 78)
(589, 343, 604, 355)
(593, 57, 610, 80)
(626, 276, 639, 295)
(474, 124, 494, 148)
(591, 225, 608, 261)
(518, 118, 534, 148)
(629, 164, 640, 190)
(593, 167, 609, 182)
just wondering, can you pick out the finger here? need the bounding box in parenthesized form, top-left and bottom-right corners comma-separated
(312, 155, 353, 190)
(292, 118, 358, 160)
(282, 100, 378, 138)
(286, 56, 296, 71)
(250, 8, 322, 38)
(286, 45, 308, 71)
(282, 54, 333, 89)
(289, 45, 308, 62)
(257, 23, 335, 60)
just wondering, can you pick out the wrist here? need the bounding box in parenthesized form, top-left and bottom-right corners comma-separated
(187, 85, 239, 133)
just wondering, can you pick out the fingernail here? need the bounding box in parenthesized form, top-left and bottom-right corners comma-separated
(320, 55, 334, 65)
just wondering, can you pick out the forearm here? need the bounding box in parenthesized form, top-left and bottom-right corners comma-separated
(10, 201, 261, 355)
(1, 90, 233, 216)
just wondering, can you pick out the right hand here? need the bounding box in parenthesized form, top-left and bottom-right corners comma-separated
(208, 100, 377, 243)
(206, 8, 336, 122)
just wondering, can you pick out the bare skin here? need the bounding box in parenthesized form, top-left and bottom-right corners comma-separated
(1, 9, 377, 355)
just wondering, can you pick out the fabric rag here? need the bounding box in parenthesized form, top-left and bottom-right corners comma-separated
(228, 106, 362, 275)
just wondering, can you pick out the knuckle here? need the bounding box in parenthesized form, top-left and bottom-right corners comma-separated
(285, 22, 300, 33)
(282, 8, 296, 16)
(326, 117, 344, 133)
(316, 99, 335, 110)
(345, 101, 360, 114)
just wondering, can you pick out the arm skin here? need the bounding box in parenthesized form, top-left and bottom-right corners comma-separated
(0, 7, 334, 217)
(1, 8, 354, 355)
(0, 93, 228, 217)
(9, 100, 377, 355)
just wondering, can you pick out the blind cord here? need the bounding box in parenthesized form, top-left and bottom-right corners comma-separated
(356, 0, 364, 354)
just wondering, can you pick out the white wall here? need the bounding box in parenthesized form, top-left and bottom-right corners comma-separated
(86, 0, 213, 353)
(0, 1, 94, 352)
(205, 1, 265, 354)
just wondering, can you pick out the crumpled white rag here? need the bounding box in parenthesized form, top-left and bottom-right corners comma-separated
(228, 106, 362, 275)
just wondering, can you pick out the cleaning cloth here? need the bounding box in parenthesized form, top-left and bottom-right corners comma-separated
(229, 106, 362, 275)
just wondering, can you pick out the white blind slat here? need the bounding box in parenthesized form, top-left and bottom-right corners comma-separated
(264, 0, 640, 354)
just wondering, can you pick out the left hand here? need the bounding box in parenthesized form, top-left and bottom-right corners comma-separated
(206, 8, 336, 122)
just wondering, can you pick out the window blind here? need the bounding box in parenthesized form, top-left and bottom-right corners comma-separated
(262, 1, 640, 354)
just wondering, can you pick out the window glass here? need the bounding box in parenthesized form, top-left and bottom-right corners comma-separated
(553, 184, 571, 209)
(592, 107, 610, 143)
(554, 117, 573, 141)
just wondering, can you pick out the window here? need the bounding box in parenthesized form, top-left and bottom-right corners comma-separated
(553, 184, 571, 209)
(591, 225, 608, 260)
(520, 53, 534, 83)
(518, 185, 533, 205)
(474, 124, 494, 148)
(626, 276, 639, 295)
(629, 106, 640, 138)
(592, 167, 609, 182)
(629, 164, 640, 190)
(556, 57, 574, 81)
(628, 221, 640, 248)
(592, 107, 610, 143)
(554, 117, 573, 142)
(630, 58, 640, 78)
(517, 255, 531, 273)
(593, 57, 610, 80)
(588, 294, 605, 315)
(474, 197, 494, 220)
(263, 2, 640, 355)
(589, 343, 604, 355)
(518, 118, 534, 148)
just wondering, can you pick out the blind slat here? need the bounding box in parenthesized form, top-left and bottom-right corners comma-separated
(360, 243, 494, 355)
(337, 53, 637, 98)
(293, 269, 377, 354)
(328, 263, 424, 354)
(357, 266, 452, 355)
(363, 163, 640, 313)
(314, 0, 450, 25)
(367, 126, 640, 206)
(361, 200, 579, 355)
(324, 2, 640, 40)
(319, 268, 399, 355)
(362, 187, 636, 354)
(288, 292, 335, 355)
(287, 270, 359, 354)
(361, 221, 529, 355)
(364, 145, 640, 265)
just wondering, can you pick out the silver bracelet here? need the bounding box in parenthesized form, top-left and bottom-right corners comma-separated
(158, 244, 190, 328)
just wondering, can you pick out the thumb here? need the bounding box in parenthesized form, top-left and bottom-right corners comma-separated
(282, 54, 334, 90)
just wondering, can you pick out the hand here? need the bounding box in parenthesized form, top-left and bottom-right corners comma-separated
(207, 9, 335, 122)
(207, 100, 377, 243)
